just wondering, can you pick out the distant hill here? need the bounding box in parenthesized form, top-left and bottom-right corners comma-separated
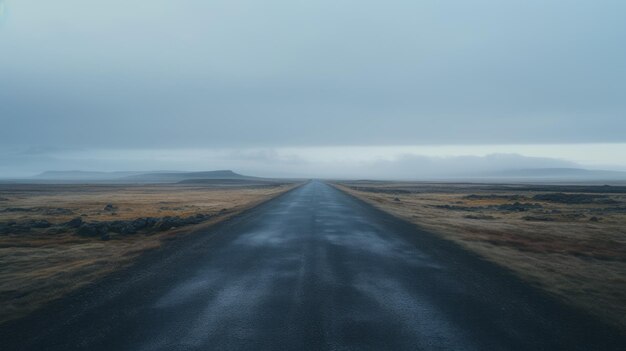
(30, 170, 259, 183)
(121, 170, 257, 182)
(177, 178, 284, 186)
(478, 168, 626, 181)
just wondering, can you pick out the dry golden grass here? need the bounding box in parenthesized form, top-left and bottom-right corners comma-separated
(0, 183, 298, 324)
(334, 181, 626, 332)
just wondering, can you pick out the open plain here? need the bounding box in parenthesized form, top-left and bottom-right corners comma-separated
(0, 181, 298, 325)
(334, 181, 626, 332)
(0, 181, 624, 350)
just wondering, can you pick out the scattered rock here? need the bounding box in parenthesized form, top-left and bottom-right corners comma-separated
(154, 219, 173, 231)
(495, 202, 543, 212)
(464, 194, 526, 201)
(351, 186, 411, 194)
(0, 219, 52, 234)
(28, 220, 51, 228)
(96, 223, 109, 235)
(77, 224, 98, 237)
(10, 225, 31, 234)
(532, 193, 618, 204)
(434, 205, 478, 211)
(120, 225, 137, 235)
(103, 204, 117, 211)
(106, 221, 124, 233)
(393, 197, 401, 202)
(10, 225, 32, 233)
(589, 216, 601, 222)
(1, 207, 73, 215)
(590, 206, 626, 214)
(144, 217, 158, 228)
(0, 207, 34, 212)
(464, 215, 495, 220)
(131, 218, 147, 230)
(46, 227, 68, 235)
(65, 217, 84, 228)
(522, 216, 555, 221)
(71, 213, 213, 238)
(562, 213, 586, 219)
(43, 208, 74, 216)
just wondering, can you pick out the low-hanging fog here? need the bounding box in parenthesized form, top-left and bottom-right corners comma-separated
(1, 0, 625, 179)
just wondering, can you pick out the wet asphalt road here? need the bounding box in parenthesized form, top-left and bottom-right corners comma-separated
(1, 181, 625, 350)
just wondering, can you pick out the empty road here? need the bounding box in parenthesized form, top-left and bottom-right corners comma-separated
(1, 181, 624, 350)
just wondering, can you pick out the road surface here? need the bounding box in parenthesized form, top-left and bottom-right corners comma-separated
(1, 181, 624, 350)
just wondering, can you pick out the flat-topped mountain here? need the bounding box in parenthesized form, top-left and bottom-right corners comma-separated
(29, 170, 259, 183)
(122, 170, 255, 182)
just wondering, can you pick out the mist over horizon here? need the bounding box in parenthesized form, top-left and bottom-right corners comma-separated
(1, 0, 625, 180)
(2, 145, 626, 181)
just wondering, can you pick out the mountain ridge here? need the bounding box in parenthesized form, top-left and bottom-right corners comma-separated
(31, 170, 255, 182)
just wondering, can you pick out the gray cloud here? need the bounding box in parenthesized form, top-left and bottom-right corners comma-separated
(1, 0, 625, 151)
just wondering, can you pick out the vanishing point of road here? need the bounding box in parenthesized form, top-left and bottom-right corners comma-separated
(1, 181, 624, 350)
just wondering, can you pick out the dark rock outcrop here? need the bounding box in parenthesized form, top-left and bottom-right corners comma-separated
(532, 193, 619, 204)
(65, 217, 84, 228)
(29, 219, 52, 228)
(464, 194, 526, 201)
(77, 224, 98, 237)
(522, 216, 555, 221)
(494, 202, 543, 212)
(0, 207, 35, 212)
(71, 213, 214, 238)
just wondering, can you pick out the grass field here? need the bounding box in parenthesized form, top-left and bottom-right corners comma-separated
(334, 181, 626, 332)
(0, 182, 298, 324)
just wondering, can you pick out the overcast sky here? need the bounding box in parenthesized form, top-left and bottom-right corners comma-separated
(1, 0, 625, 177)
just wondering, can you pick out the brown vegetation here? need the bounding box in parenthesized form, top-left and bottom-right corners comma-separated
(0, 182, 298, 324)
(334, 181, 626, 331)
